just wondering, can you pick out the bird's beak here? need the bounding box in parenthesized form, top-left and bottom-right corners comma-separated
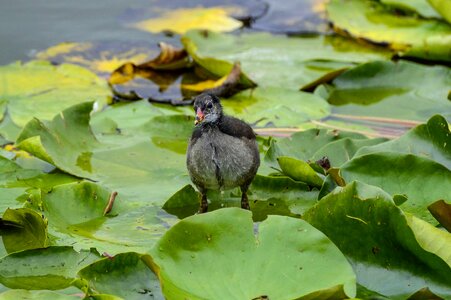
(195, 107, 205, 125)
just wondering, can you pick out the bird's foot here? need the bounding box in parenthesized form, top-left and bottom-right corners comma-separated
(197, 195, 208, 214)
(241, 202, 250, 210)
(241, 197, 250, 210)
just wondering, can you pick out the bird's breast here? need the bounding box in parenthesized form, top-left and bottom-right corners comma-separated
(187, 129, 259, 190)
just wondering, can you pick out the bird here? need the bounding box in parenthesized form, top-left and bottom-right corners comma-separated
(186, 93, 260, 213)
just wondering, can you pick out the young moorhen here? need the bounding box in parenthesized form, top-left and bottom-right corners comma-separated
(186, 93, 260, 213)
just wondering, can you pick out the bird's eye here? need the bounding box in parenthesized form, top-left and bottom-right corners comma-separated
(206, 102, 213, 109)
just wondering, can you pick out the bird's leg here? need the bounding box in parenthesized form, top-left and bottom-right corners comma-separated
(240, 185, 250, 210)
(198, 191, 208, 214)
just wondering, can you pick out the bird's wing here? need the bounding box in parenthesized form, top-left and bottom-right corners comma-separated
(218, 116, 256, 139)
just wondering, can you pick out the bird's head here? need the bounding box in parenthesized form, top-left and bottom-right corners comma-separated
(193, 93, 223, 126)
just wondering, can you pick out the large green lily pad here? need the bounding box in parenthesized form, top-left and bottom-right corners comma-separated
(182, 30, 391, 90)
(304, 181, 451, 299)
(42, 181, 172, 255)
(264, 128, 367, 169)
(150, 208, 356, 299)
(322, 60, 451, 122)
(340, 152, 451, 224)
(16, 101, 191, 205)
(356, 115, 451, 169)
(78, 252, 163, 300)
(0, 246, 99, 290)
(326, 0, 451, 61)
(0, 61, 111, 133)
(163, 175, 318, 220)
(223, 87, 331, 127)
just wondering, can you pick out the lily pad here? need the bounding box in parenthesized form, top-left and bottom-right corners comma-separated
(0, 246, 99, 290)
(133, 7, 243, 34)
(340, 152, 451, 224)
(0, 289, 81, 300)
(277, 156, 324, 187)
(380, 0, 442, 19)
(326, 0, 451, 61)
(223, 87, 331, 127)
(428, 0, 451, 23)
(356, 115, 451, 169)
(0, 208, 48, 254)
(322, 60, 451, 122)
(78, 252, 163, 300)
(182, 30, 391, 90)
(150, 208, 356, 299)
(0, 61, 111, 132)
(304, 181, 451, 299)
(311, 137, 387, 167)
(264, 128, 367, 169)
(42, 181, 171, 255)
(34, 40, 171, 75)
(163, 175, 317, 220)
(17, 102, 191, 205)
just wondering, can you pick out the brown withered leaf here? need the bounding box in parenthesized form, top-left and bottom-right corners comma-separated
(428, 200, 451, 232)
(109, 42, 192, 85)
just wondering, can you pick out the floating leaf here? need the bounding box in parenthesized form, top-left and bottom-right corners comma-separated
(327, 0, 451, 61)
(311, 137, 387, 167)
(428, 0, 451, 23)
(42, 181, 170, 255)
(0, 208, 48, 254)
(0, 61, 111, 132)
(380, 0, 442, 18)
(35, 41, 166, 75)
(356, 115, 451, 169)
(264, 128, 366, 169)
(0, 289, 82, 300)
(109, 42, 191, 85)
(17, 102, 191, 205)
(277, 156, 324, 187)
(78, 252, 163, 300)
(304, 181, 451, 299)
(133, 7, 242, 34)
(223, 87, 331, 127)
(341, 153, 451, 224)
(150, 208, 356, 299)
(182, 30, 391, 90)
(322, 60, 451, 122)
(163, 175, 317, 220)
(0, 246, 99, 290)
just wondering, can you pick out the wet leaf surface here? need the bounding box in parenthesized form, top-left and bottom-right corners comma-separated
(0, 246, 100, 290)
(322, 60, 451, 122)
(78, 252, 163, 300)
(0, 61, 111, 139)
(0, 0, 450, 298)
(340, 152, 451, 224)
(304, 181, 451, 299)
(183, 30, 391, 90)
(327, 0, 451, 61)
(150, 208, 356, 299)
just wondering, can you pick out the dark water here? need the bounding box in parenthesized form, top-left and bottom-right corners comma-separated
(0, 0, 152, 64)
(0, 0, 326, 65)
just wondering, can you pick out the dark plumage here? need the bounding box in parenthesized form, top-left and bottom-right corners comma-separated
(186, 93, 260, 213)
